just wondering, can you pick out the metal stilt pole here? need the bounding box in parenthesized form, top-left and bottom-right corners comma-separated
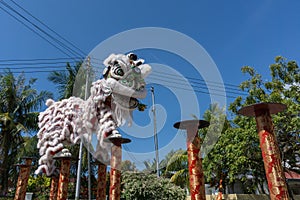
(14, 157, 33, 200)
(108, 137, 131, 200)
(174, 120, 209, 200)
(238, 103, 289, 200)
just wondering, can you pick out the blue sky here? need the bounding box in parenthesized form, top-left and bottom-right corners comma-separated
(1, 0, 300, 170)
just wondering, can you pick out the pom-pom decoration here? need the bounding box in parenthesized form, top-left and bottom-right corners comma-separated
(35, 53, 151, 176)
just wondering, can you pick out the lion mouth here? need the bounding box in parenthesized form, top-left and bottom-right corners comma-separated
(106, 78, 147, 99)
(113, 94, 139, 110)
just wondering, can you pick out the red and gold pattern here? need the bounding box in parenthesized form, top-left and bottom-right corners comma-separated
(56, 159, 71, 200)
(110, 144, 122, 200)
(49, 175, 59, 200)
(97, 163, 107, 200)
(14, 158, 33, 200)
(186, 127, 206, 200)
(255, 111, 289, 200)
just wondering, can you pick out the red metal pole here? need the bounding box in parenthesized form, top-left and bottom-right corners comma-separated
(96, 163, 107, 200)
(110, 144, 121, 200)
(54, 150, 72, 200)
(14, 157, 33, 200)
(107, 137, 131, 200)
(49, 175, 59, 200)
(174, 120, 209, 200)
(238, 103, 289, 200)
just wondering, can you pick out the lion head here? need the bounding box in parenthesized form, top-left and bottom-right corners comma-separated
(102, 53, 151, 111)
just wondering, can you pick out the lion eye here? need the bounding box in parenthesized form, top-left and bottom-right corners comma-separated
(134, 67, 141, 74)
(114, 67, 124, 76)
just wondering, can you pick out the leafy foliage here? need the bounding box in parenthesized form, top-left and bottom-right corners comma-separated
(27, 175, 50, 200)
(204, 56, 300, 194)
(121, 172, 186, 200)
(47, 61, 85, 100)
(164, 149, 188, 190)
(0, 71, 52, 195)
(231, 56, 300, 172)
(121, 160, 137, 172)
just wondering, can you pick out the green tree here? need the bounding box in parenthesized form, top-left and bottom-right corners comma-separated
(231, 56, 300, 171)
(164, 149, 188, 190)
(121, 171, 186, 200)
(205, 56, 300, 194)
(27, 175, 51, 200)
(142, 159, 158, 174)
(0, 71, 52, 195)
(47, 61, 85, 100)
(121, 160, 137, 172)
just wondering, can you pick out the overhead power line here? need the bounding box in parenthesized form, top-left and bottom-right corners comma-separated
(148, 75, 246, 97)
(0, 4, 74, 58)
(8, 0, 87, 57)
(0, 57, 243, 88)
(0, 57, 83, 62)
(146, 82, 238, 99)
(0, 70, 66, 74)
(0, 61, 79, 66)
(8, 0, 86, 57)
(0, 1, 79, 58)
(151, 70, 242, 90)
(0, 0, 86, 59)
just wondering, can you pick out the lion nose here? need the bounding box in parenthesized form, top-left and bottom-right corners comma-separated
(138, 85, 145, 91)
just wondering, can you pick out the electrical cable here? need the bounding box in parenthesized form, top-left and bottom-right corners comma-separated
(0, 1, 81, 59)
(0, 4, 74, 59)
(148, 75, 247, 96)
(8, 0, 87, 57)
(0, 57, 83, 62)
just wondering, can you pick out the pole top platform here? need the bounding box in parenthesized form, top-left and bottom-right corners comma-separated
(104, 136, 131, 145)
(173, 119, 209, 130)
(238, 102, 287, 117)
(53, 148, 76, 160)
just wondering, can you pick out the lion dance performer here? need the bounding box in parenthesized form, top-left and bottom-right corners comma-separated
(35, 53, 151, 176)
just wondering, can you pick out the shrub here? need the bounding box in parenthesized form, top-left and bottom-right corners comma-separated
(121, 172, 186, 200)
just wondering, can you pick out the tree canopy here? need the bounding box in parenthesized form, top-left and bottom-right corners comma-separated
(203, 56, 300, 193)
(0, 71, 52, 195)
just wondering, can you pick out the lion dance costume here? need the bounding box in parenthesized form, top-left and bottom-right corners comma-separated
(35, 53, 151, 176)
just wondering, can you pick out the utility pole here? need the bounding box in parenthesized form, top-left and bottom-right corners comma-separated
(151, 87, 160, 177)
(86, 57, 92, 200)
(75, 56, 91, 200)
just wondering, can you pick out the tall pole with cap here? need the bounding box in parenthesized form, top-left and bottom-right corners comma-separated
(238, 103, 289, 200)
(174, 120, 209, 200)
(14, 157, 33, 200)
(107, 137, 131, 200)
(54, 149, 73, 200)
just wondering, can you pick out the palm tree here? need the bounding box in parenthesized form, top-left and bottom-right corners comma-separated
(0, 71, 52, 195)
(47, 61, 84, 100)
(142, 159, 157, 174)
(164, 149, 189, 189)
